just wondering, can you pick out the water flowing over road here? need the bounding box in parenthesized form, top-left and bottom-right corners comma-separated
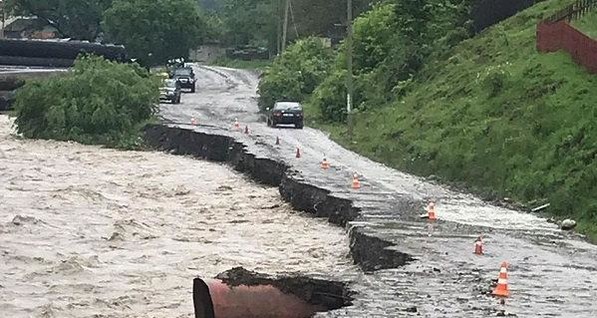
(0, 115, 355, 317)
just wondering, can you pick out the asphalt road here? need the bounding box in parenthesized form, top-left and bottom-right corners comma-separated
(159, 65, 597, 317)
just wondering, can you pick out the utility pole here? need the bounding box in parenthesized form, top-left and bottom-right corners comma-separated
(281, 0, 290, 52)
(275, 0, 282, 56)
(346, 0, 354, 140)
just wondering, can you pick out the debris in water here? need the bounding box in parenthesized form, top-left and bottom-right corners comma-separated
(404, 306, 418, 312)
(216, 185, 233, 192)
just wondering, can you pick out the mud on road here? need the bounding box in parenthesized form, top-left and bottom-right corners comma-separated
(0, 115, 356, 317)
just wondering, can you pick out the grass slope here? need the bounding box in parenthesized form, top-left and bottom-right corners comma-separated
(309, 0, 597, 240)
(572, 9, 597, 38)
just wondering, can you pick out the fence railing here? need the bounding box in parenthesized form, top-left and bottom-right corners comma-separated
(543, 0, 597, 23)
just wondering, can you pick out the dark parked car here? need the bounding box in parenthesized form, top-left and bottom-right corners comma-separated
(160, 79, 181, 104)
(172, 67, 196, 92)
(266, 102, 304, 129)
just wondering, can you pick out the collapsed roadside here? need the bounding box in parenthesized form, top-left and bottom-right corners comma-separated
(154, 65, 597, 317)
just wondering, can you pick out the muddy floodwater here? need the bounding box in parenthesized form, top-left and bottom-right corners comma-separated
(0, 115, 354, 317)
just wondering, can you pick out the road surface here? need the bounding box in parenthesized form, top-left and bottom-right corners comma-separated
(159, 65, 597, 317)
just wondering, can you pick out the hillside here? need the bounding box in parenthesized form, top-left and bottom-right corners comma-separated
(572, 9, 597, 38)
(315, 0, 597, 239)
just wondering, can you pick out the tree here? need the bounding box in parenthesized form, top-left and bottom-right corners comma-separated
(3, 0, 112, 40)
(103, 0, 207, 66)
(257, 37, 333, 111)
(221, 0, 274, 46)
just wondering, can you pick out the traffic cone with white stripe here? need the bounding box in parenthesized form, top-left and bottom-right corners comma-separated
(351, 174, 361, 189)
(321, 157, 330, 170)
(492, 262, 510, 297)
(427, 201, 437, 221)
(474, 236, 484, 255)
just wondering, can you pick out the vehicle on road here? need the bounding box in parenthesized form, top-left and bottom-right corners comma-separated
(266, 102, 304, 129)
(172, 67, 196, 93)
(160, 79, 182, 104)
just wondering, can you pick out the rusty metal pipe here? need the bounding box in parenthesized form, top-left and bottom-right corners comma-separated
(193, 277, 325, 318)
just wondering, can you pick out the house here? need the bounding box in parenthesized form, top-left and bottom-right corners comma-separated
(2, 17, 58, 39)
(189, 42, 226, 64)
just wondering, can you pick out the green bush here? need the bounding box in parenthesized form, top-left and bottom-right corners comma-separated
(257, 37, 334, 112)
(310, 70, 348, 122)
(482, 70, 509, 97)
(13, 55, 159, 148)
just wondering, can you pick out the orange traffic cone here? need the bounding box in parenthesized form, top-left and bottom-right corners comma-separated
(492, 262, 510, 297)
(321, 158, 330, 170)
(296, 147, 301, 158)
(474, 236, 484, 255)
(275, 136, 280, 145)
(234, 118, 240, 130)
(351, 174, 361, 189)
(427, 201, 437, 221)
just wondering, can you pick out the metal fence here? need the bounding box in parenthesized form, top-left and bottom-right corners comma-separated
(544, 0, 597, 23)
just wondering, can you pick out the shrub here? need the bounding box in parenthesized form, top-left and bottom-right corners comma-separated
(482, 70, 509, 97)
(12, 55, 159, 148)
(257, 37, 334, 111)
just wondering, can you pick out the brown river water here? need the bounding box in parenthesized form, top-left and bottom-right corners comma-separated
(0, 115, 355, 317)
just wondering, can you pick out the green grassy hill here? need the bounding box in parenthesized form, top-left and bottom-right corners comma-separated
(318, 0, 597, 239)
(572, 9, 597, 38)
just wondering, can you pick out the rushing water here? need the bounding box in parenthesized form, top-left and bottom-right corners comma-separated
(0, 115, 355, 317)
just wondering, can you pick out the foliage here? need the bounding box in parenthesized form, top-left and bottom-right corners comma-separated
(220, 0, 275, 47)
(12, 56, 159, 148)
(257, 37, 333, 112)
(212, 0, 372, 53)
(311, 0, 597, 238)
(571, 9, 597, 39)
(103, 0, 207, 66)
(3, 0, 113, 40)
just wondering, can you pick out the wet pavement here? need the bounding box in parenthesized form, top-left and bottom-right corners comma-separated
(0, 115, 356, 317)
(158, 65, 597, 317)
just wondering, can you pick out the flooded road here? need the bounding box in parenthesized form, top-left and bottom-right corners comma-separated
(158, 65, 597, 317)
(0, 115, 355, 317)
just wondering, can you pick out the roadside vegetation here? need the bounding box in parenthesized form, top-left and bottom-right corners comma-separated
(12, 56, 159, 149)
(257, 0, 597, 240)
(257, 37, 334, 111)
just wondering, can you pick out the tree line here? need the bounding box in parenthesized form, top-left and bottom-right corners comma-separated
(4, 0, 207, 66)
